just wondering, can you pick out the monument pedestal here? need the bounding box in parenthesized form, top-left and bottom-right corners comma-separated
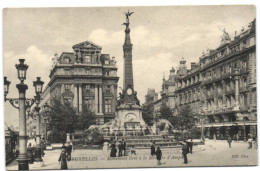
(116, 104, 146, 130)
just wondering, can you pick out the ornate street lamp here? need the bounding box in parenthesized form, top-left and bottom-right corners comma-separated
(15, 59, 28, 83)
(4, 59, 44, 170)
(4, 77, 10, 100)
(33, 77, 44, 95)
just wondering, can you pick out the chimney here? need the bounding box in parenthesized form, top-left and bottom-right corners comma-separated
(191, 62, 196, 70)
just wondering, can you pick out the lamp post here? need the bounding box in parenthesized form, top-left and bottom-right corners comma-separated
(4, 59, 44, 170)
(33, 77, 44, 162)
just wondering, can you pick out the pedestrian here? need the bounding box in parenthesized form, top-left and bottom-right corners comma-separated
(122, 139, 126, 156)
(61, 142, 67, 153)
(227, 136, 232, 148)
(155, 146, 162, 165)
(130, 146, 136, 155)
(110, 143, 117, 157)
(189, 139, 193, 154)
(186, 140, 190, 154)
(118, 141, 123, 157)
(248, 136, 253, 149)
(182, 141, 188, 164)
(151, 141, 156, 156)
(58, 148, 68, 170)
(67, 142, 72, 161)
(27, 143, 34, 164)
(40, 140, 46, 157)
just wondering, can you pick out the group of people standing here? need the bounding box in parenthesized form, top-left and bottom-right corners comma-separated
(27, 139, 46, 164)
(110, 138, 194, 166)
(227, 135, 258, 149)
(58, 142, 73, 170)
(110, 139, 127, 157)
(151, 141, 162, 166)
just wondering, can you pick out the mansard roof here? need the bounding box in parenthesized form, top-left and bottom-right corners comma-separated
(72, 40, 102, 50)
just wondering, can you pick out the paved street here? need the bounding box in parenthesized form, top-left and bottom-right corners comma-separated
(6, 140, 257, 170)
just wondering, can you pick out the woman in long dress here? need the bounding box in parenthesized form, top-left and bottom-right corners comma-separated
(110, 143, 117, 157)
(58, 148, 68, 169)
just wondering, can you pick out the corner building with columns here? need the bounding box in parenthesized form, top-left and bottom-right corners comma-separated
(171, 19, 256, 140)
(48, 41, 119, 125)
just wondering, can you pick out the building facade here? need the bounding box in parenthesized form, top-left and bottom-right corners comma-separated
(153, 67, 178, 117)
(157, 19, 256, 140)
(45, 41, 119, 125)
(145, 88, 158, 104)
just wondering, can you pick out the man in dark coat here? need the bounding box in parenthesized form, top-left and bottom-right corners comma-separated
(188, 139, 193, 154)
(27, 143, 34, 164)
(151, 141, 156, 156)
(110, 143, 117, 157)
(155, 146, 162, 165)
(182, 141, 188, 164)
(122, 139, 126, 156)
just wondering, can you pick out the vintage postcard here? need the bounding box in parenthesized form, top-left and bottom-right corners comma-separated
(3, 6, 257, 170)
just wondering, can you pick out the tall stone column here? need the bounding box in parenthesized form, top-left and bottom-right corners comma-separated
(234, 69, 240, 110)
(61, 84, 65, 94)
(203, 86, 207, 110)
(99, 85, 103, 114)
(73, 84, 78, 110)
(95, 85, 99, 113)
(222, 80, 226, 108)
(213, 83, 218, 110)
(79, 84, 82, 112)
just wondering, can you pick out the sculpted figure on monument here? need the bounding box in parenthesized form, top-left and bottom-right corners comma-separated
(134, 92, 140, 106)
(124, 10, 134, 24)
(117, 92, 125, 106)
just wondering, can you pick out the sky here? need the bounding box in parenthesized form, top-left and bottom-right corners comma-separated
(3, 6, 256, 128)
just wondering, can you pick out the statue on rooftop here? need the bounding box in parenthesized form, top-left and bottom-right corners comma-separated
(219, 28, 231, 44)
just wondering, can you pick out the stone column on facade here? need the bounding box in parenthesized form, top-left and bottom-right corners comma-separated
(222, 80, 226, 109)
(79, 84, 82, 112)
(95, 85, 99, 113)
(99, 85, 103, 114)
(234, 69, 240, 110)
(213, 83, 218, 111)
(111, 85, 115, 113)
(73, 84, 78, 110)
(203, 86, 207, 111)
(61, 84, 65, 94)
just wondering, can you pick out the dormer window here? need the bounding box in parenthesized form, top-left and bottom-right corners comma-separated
(105, 60, 109, 65)
(84, 55, 91, 63)
(64, 57, 70, 64)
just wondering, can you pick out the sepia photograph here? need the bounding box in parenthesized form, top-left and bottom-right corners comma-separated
(2, 5, 257, 170)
